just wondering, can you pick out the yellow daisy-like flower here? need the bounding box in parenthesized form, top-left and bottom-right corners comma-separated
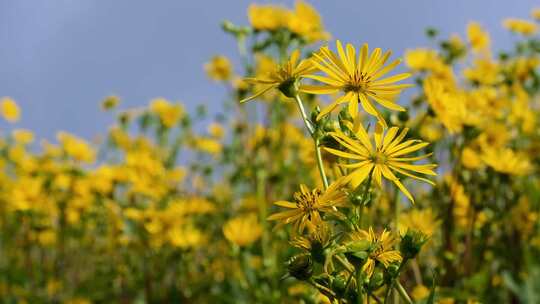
(503, 18, 538, 36)
(149, 98, 184, 128)
(267, 179, 348, 233)
(481, 147, 532, 176)
(1, 97, 20, 123)
(398, 208, 440, 237)
(287, 0, 330, 43)
(467, 22, 490, 53)
(349, 227, 402, 278)
(423, 77, 466, 134)
(532, 8, 540, 20)
(240, 49, 315, 103)
(302, 40, 411, 127)
(223, 214, 263, 247)
(324, 123, 436, 203)
(205, 55, 233, 81)
(247, 3, 289, 31)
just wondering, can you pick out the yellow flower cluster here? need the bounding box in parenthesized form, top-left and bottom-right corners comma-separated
(248, 1, 329, 42)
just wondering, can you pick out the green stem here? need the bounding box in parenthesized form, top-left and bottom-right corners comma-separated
(294, 94, 329, 189)
(356, 268, 364, 304)
(384, 258, 409, 304)
(394, 186, 400, 233)
(356, 169, 374, 229)
(315, 138, 329, 189)
(371, 294, 382, 304)
(395, 281, 413, 304)
(256, 170, 269, 267)
(335, 254, 354, 273)
(294, 94, 314, 135)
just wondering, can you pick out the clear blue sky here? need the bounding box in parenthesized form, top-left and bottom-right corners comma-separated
(0, 0, 536, 140)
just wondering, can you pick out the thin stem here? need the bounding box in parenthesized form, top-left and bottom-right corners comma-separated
(411, 259, 423, 285)
(394, 186, 400, 233)
(308, 278, 337, 299)
(383, 284, 392, 304)
(294, 94, 314, 135)
(294, 94, 329, 189)
(335, 254, 354, 273)
(356, 268, 364, 304)
(371, 294, 382, 304)
(315, 138, 329, 189)
(395, 281, 413, 304)
(256, 170, 269, 268)
(356, 169, 374, 229)
(384, 258, 409, 304)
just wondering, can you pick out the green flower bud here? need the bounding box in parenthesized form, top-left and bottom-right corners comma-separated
(310, 240, 326, 264)
(278, 78, 298, 98)
(311, 106, 321, 123)
(386, 263, 400, 277)
(400, 229, 429, 259)
(332, 275, 348, 297)
(347, 240, 371, 252)
(425, 27, 438, 38)
(287, 255, 313, 281)
(368, 268, 384, 290)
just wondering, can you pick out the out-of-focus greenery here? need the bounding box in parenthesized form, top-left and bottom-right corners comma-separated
(1, 2, 540, 303)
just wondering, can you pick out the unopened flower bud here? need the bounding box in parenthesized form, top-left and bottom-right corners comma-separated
(400, 229, 429, 259)
(287, 255, 313, 281)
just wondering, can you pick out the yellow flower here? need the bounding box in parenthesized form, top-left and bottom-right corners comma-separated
(100, 95, 120, 111)
(405, 49, 456, 83)
(37, 229, 57, 246)
(348, 227, 402, 278)
(267, 179, 348, 233)
(302, 40, 411, 127)
(168, 225, 205, 248)
(461, 147, 482, 169)
(464, 58, 501, 85)
(481, 147, 532, 175)
(192, 137, 222, 155)
(149, 98, 184, 128)
(467, 22, 490, 53)
(532, 8, 540, 20)
(503, 18, 538, 36)
(248, 3, 289, 31)
(223, 214, 262, 247)
(12, 129, 34, 145)
(398, 208, 440, 237)
(405, 48, 439, 71)
(241, 50, 315, 103)
(419, 117, 444, 142)
(423, 77, 466, 134)
(1, 97, 20, 122)
(510, 196, 538, 238)
(510, 85, 536, 133)
(208, 122, 225, 139)
(411, 284, 430, 301)
(475, 123, 509, 150)
(287, 1, 329, 42)
(57, 132, 96, 163)
(325, 123, 436, 203)
(448, 34, 466, 56)
(290, 222, 331, 251)
(446, 175, 470, 229)
(205, 55, 233, 81)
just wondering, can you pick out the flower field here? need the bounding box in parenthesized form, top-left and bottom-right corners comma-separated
(2, 2, 540, 303)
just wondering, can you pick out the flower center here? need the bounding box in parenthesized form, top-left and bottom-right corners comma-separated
(371, 151, 387, 165)
(344, 72, 371, 93)
(296, 189, 322, 213)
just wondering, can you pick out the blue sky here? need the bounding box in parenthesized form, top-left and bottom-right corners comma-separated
(0, 0, 537, 141)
